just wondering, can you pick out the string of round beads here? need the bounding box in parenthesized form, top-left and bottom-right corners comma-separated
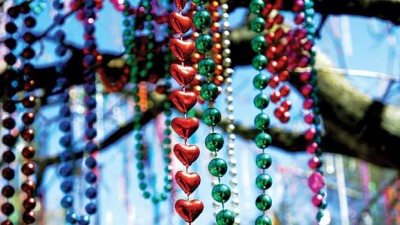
(191, 1, 235, 224)
(249, 0, 273, 224)
(295, 0, 328, 222)
(168, 0, 205, 223)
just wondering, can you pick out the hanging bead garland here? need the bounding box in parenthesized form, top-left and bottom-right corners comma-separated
(295, 0, 328, 222)
(168, 0, 204, 223)
(249, 0, 273, 224)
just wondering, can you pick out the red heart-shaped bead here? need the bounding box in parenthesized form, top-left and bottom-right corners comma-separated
(174, 0, 187, 11)
(169, 39, 194, 61)
(173, 143, 200, 167)
(170, 12, 192, 35)
(175, 199, 204, 223)
(170, 63, 196, 87)
(170, 90, 197, 113)
(171, 117, 199, 140)
(175, 171, 201, 195)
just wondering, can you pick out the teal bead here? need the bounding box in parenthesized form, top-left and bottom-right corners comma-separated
(205, 133, 224, 151)
(200, 83, 219, 101)
(252, 55, 268, 70)
(143, 191, 151, 199)
(253, 73, 269, 90)
(193, 10, 212, 30)
(216, 209, 235, 225)
(316, 210, 324, 221)
(198, 58, 216, 76)
(255, 132, 272, 149)
(192, 0, 208, 6)
(195, 34, 214, 53)
(255, 194, 272, 211)
(255, 174, 272, 190)
(249, 0, 265, 14)
(250, 17, 265, 33)
(255, 215, 272, 225)
(208, 158, 227, 177)
(253, 93, 269, 109)
(202, 108, 221, 126)
(137, 172, 145, 179)
(255, 153, 272, 169)
(139, 182, 147, 190)
(136, 162, 144, 170)
(254, 113, 270, 130)
(212, 184, 231, 203)
(251, 36, 267, 53)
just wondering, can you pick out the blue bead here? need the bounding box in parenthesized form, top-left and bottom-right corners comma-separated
(83, 54, 96, 67)
(60, 195, 73, 208)
(54, 30, 66, 42)
(84, 83, 96, 95)
(85, 112, 96, 124)
(57, 77, 68, 87)
(84, 10, 95, 20)
(59, 164, 73, 177)
(60, 91, 69, 102)
(85, 187, 97, 199)
(66, 211, 78, 223)
(55, 45, 67, 56)
(84, 97, 96, 109)
(60, 180, 73, 193)
(84, 39, 96, 51)
(78, 215, 90, 225)
(85, 171, 97, 184)
(85, 142, 98, 154)
(60, 134, 72, 147)
(59, 119, 71, 132)
(59, 105, 71, 117)
(60, 150, 73, 162)
(84, 24, 95, 35)
(85, 0, 95, 8)
(85, 128, 97, 140)
(85, 157, 97, 169)
(52, 0, 64, 10)
(53, 13, 65, 25)
(85, 202, 97, 214)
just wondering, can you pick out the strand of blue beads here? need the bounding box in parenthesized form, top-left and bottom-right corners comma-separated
(248, 0, 274, 224)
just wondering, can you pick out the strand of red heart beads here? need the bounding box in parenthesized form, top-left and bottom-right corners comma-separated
(191, 1, 236, 224)
(168, 0, 204, 223)
(249, 0, 274, 224)
(1, 5, 22, 224)
(294, 0, 328, 222)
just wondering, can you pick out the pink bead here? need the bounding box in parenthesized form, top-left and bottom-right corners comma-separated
(308, 171, 325, 193)
(303, 40, 314, 51)
(299, 72, 311, 82)
(300, 84, 313, 97)
(312, 194, 324, 206)
(304, 113, 315, 124)
(292, 0, 304, 12)
(294, 12, 305, 25)
(308, 156, 321, 169)
(306, 142, 318, 153)
(304, 127, 316, 141)
(296, 28, 308, 39)
(303, 98, 314, 109)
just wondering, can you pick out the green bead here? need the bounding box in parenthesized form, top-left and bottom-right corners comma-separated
(255, 194, 272, 211)
(249, 0, 265, 14)
(203, 108, 221, 126)
(316, 210, 324, 221)
(152, 197, 159, 204)
(160, 193, 168, 200)
(253, 73, 269, 90)
(256, 153, 272, 169)
(254, 113, 270, 130)
(205, 133, 224, 151)
(255, 215, 272, 225)
(251, 36, 267, 53)
(137, 162, 144, 170)
(193, 10, 212, 30)
(253, 93, 269, 109)
(192, 0, 208, 5)
(200, 83, 219, 101)
(135, 153, 144, 160)
(252, 55, 268, 70)
(250, 17, 265, 33)
(255, 133, 272, 149)
(208, 158, 228, 177)
(255, 174, 272, 190)
(195, 34, 214, 53)
(139, 182, 147, 190)
(137, 172, 145, 179)
(212, 184, 231, 203)
(216, 209, 235, 225)
(198, 58, 216, 76)
(143, 191, 151, 199)
(164, 184, 172, 192)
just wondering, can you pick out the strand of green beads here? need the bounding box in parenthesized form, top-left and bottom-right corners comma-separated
(192, 0, 235, 224)
(249, 0, 273, 224)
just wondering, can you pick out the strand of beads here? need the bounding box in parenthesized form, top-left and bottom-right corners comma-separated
(191, 1, 235, 224)
(249, 0, 273, 224)
(0, 5, 22, 224)
(294, 0, 328, 222)
(80, 0, 102, 223)
(218, 1, 240, 223)
(168, 0, 204, 223)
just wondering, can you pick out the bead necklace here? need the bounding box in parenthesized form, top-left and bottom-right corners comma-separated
(168, 0, 204, 223)
(249, 0, 273, 224)
(295, 0, 328, 222)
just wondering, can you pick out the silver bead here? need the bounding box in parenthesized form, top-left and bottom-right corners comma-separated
(222, 39, 231, 48)
(222, 49, 231, 57)
(223, 58, 232, 68)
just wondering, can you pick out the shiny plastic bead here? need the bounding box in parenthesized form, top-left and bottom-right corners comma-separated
(212, 184, 231, 203)
(256, 153, 272, 169)
(255, 133, 272, 149)
(252, 55, 268, 70)
(253, 93, 269, 110)
(255, 194, 272, 211)
(216, 209, 235, 225)
(60, 195, 74, 208)
(249, 0, 265, 14)
(198, 58, 216, 76)
(193, 10, 212, 30)
(192, 0, 208, 6)
(205, 133, 224, 151)
(200, 83, 219, 101)
(208, 158, 227, 177)
(202, 108, 221, 126)
(22, 211, 35, 224)
(255, 215, 272, 225)
(254, 113, 270, 130)
(256, 174, 273, 190)
(250, 17, 265, 33)
(253, 73, 269, 90)
(195, 34, 214, 53)
(85, 202, 97, 214)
